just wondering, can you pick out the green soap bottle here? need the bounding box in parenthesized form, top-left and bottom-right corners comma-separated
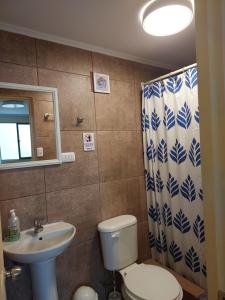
(7, 209, 20, 242)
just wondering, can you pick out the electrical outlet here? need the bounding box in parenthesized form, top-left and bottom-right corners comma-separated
(218, 290, 225, 300)
(61, 152, 75, 163)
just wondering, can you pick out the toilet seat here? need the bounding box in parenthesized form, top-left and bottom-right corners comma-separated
(119, 263, 183, 300)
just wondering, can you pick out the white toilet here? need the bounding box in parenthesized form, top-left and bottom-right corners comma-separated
(98, 215, 183, 300)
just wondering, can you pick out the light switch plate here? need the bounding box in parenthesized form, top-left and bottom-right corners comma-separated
(61, 152, 75, 163)
(36, 147, 44, 157)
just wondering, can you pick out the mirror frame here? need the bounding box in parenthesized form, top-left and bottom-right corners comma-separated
(0, 82, 62, 170)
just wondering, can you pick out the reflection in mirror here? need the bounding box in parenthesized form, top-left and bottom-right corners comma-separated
(0, 84, 61, 169)
(0, 99, 32, 162)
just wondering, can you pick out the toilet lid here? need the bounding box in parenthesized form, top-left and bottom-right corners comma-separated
(122, 264, 181, 300)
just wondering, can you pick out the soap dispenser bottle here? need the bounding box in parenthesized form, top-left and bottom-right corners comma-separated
(7, 209, 20, 242)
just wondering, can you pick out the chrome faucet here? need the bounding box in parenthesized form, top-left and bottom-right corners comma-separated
(34, 218, 44, 235)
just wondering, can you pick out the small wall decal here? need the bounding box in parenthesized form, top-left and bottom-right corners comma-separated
(93, 72, 110, 93)
(83, 132, 95, 151)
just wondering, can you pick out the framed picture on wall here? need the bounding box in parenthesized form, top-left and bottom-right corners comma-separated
(93, 73, 110, 93)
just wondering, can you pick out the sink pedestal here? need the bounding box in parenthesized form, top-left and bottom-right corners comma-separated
(30, 258, 58, 300)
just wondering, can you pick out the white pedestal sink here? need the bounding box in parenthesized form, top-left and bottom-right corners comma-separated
(3, 222, 76, 300)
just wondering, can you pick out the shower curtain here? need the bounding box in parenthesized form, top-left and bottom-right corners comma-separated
(142, 67, 206, 288)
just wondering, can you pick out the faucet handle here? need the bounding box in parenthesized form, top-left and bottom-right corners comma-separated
(34, 218, 44, 227)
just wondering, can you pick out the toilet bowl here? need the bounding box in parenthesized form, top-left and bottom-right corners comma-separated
(98, 215, 183, 300)
(120, 263, 183, 300)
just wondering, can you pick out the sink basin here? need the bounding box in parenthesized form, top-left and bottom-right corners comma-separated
(3, 221, 76, 300)
(4, 221, 76, 264)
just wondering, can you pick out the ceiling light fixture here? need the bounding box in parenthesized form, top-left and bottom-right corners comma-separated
(2, 101, 25, 109)
(141, 0, 194, 37)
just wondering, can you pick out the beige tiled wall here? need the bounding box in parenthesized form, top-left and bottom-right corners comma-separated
(0, 30, 167, 300)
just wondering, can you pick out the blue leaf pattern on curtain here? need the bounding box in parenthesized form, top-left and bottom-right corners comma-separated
(151, 109, 161, 131)
(156, 170, 164, 192)
(142, 108, 150, 131)
(157, 139, 168, 163)
(185, 247, 200, 272)
(199, 188, 203, 200)
(147, 139, 156, 161)
(189, 138, 201, 167)
(173, 210, 191, 233)
(166, 173, 179, 197)
(142, 67, 206, 287)
(169, 241, 183, 263)
(162, 203, 172, 226)
(202, 264, 207, 277)
(144, 81, 165, 99)
(180, 175, 196, 202)
(149, 232, 155, 248)
(164, 105, 175, 130)
(185, 67, 198, 89)
(193, 215, 205, 243)
(170, 139, 187, 164)
(144, 170, 155, 191)
(194, 109, 200, 124)
(177, 102, 192, 129)
(166, 75, 183, 94)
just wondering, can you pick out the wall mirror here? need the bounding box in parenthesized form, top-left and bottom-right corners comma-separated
(0, 82, 61, 170)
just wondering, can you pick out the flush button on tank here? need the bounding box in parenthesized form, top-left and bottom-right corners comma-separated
(111, 232, 120, 238)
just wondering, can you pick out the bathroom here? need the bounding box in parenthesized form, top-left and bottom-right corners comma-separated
(0, 1, 224, 300)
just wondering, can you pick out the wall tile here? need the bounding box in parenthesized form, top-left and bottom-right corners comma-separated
(97, 130, 139, 182)
(100, 177, 142, 221)
(46, 184, 100, 245)
(45, 158, 99, 192)
(56, 238, 110, 300)
(45, 131, 99, 192)
(36, 39, 92, 75)
(35, 136, 56, 160)
(139, 176, 147, 222)
(134, 62, 168, 83)
(0, 168, 45, 201)
(0, 62, 38, 85)
(95, 80, 136, 130)
(33, 99, 55, 137)
(138, 221, 151, 261)
(136, 130, 145, 176)
(92, 53, 134, 81)
(134, 81, 143, 131)
(38, 68, 96, 130)
(0, 193, 46, 237)
(0, 30, 36, 66)
(61, 130, 98, 153)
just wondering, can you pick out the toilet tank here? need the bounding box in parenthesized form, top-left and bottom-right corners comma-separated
(98, 215, 137, 271)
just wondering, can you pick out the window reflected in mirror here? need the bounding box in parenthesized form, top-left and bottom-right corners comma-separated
(0, 88, 58, 166)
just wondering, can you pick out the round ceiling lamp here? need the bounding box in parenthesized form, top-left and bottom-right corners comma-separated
(141, 0, 194, 36)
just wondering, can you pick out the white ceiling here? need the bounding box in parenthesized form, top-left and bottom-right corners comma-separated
(0, 0, 196, 69)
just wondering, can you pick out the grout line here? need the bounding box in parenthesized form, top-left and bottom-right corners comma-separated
(91, 51, 102, 220)
(60, 129, 138, 132)
(0, 59, 136, 84)
(37, 65, 92, 78)
(0, 191, 46, 203)
(34, 39, 38, 67)
(44, 174, 145, 195)
(43, 167, 48, 223)
(0, 60, 36, 69)
(34, 39, 40, 86)
(34, 65, 135, 84)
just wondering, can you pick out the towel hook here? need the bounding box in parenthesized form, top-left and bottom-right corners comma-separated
(76, 117, 84, 127)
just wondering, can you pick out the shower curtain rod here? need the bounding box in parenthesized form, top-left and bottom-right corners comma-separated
(142, 62, 197, 86)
